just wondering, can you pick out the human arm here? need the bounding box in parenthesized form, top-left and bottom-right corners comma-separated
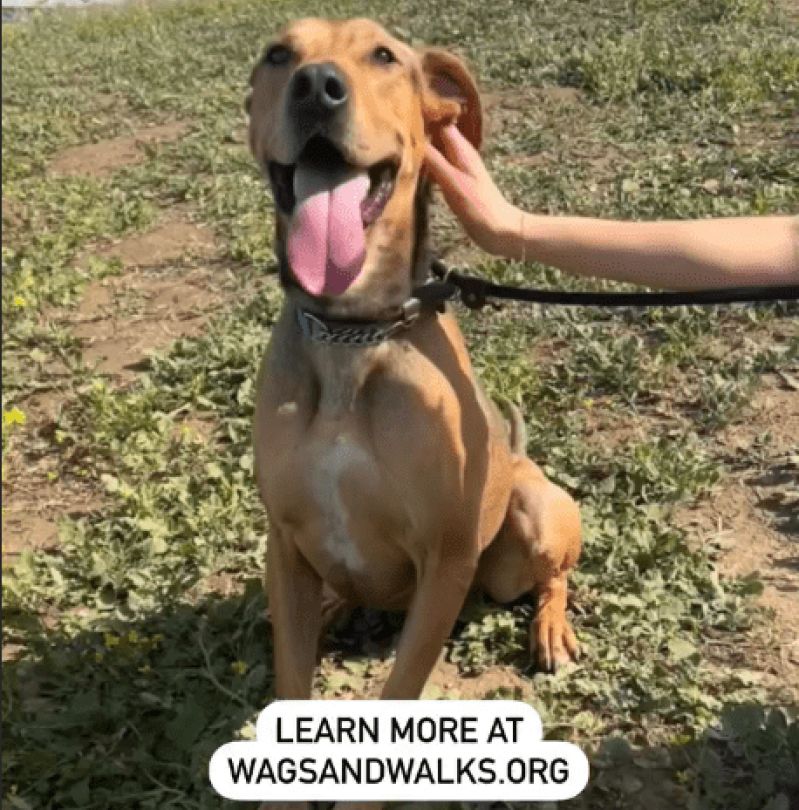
(424, 125, 799, 290)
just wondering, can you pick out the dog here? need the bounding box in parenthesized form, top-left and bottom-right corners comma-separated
(247, 17, 581, 703)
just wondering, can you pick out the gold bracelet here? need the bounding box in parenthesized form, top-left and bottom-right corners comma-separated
(520, 209, 526, 263)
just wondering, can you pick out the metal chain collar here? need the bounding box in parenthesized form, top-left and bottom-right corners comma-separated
(296, 297, 425, 347)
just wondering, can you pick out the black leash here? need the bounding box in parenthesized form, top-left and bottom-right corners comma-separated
(429, 259, 799, 310)
(296, 260, 798, 348)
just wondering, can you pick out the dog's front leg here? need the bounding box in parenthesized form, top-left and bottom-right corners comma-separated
(266, 526, 323, 699)
(381, 550, 477, 699)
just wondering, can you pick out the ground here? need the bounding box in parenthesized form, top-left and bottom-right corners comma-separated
(2, 1, 798, 809)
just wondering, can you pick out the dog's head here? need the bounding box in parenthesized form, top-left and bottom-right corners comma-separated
(247, 17, 481, 316)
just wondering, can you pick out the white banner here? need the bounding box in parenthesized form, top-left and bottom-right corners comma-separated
(209, 700, 589, 802)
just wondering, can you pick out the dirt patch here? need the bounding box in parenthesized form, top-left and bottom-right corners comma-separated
(1, 473, 102, 568)
(582, 407, 662, 449)
(93, 219, 216, 268)
(676, 377, 799, 696)
(483, 85, 583, 115)
(4, 210, 228, 569)
(717, 378, 799, 460)
(70, 268, 222, 378)
(49, 122, 189, 178)
(1, 256, 225, 580)
(540, 85, 583, 103)
(2, 374, 105, 572)
(1, 515, 58, 559)
(482, 84, 586, 140)
(67, 212, 221, 377)
(424, 659, 534, 699)
(683, 481, 797, 617)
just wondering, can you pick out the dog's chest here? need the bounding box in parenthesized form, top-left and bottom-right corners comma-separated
(309, 436, 371, 572)
(289, 431, 415, 602)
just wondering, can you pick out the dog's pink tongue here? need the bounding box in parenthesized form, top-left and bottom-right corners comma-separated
(287, 164, 370, 297)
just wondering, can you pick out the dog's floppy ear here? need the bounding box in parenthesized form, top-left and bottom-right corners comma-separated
(419, 48, 482, 151)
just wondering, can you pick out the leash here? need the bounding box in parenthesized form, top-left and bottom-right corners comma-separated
(429, 259, 799, 310)
(296, 259, 798, 347)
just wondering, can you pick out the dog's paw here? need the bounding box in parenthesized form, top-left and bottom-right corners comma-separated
(530, 604, 579, 673)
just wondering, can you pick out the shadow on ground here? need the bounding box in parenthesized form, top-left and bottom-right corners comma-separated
(4, 587, 798, 810)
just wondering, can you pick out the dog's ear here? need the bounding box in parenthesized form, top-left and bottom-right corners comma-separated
(419, 48, 482, 151)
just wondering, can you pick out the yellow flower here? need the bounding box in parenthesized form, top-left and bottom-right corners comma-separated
(231, 660, 248, 676)
(3, 407, 26, 427)
(12, 295, 26, 308)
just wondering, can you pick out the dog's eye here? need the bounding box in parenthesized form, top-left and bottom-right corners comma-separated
(263, 44, 293, 66)
(371, 46, 397, 65)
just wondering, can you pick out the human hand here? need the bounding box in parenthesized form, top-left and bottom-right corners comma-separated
(424, 124, 518, 256)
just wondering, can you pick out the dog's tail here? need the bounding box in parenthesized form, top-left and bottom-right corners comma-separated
(503, 401, 528, 456)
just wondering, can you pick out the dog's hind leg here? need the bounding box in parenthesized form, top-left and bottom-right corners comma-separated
(477, 455, 581, 672)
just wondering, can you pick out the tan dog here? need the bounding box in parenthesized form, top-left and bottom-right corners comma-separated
(247, 17, 581, 703)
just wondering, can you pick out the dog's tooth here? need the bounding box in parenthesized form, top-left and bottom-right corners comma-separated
(360, 173, 396, 225)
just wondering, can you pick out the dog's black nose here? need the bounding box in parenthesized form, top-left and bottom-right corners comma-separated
(290, 63, 348, 118)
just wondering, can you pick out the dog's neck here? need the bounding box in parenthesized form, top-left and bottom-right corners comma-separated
(274, 179, 436, 418)
(304, 337, 386, 419)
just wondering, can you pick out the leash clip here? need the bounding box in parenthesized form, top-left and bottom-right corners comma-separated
(430, 260, 500, 311)
(297, 309, 325, 340)
(400, 297, 422, 324)
(429, 260, 493, 311)
(380, 297, 423, 340)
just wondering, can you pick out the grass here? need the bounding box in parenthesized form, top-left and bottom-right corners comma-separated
(2, 0, 798, 808)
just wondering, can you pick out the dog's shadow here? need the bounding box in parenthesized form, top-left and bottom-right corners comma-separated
(322, 590, 539, 692)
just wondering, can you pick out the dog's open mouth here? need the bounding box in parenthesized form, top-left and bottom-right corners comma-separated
(267, 136, 398, 298)
(268, 136, 397, 225)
